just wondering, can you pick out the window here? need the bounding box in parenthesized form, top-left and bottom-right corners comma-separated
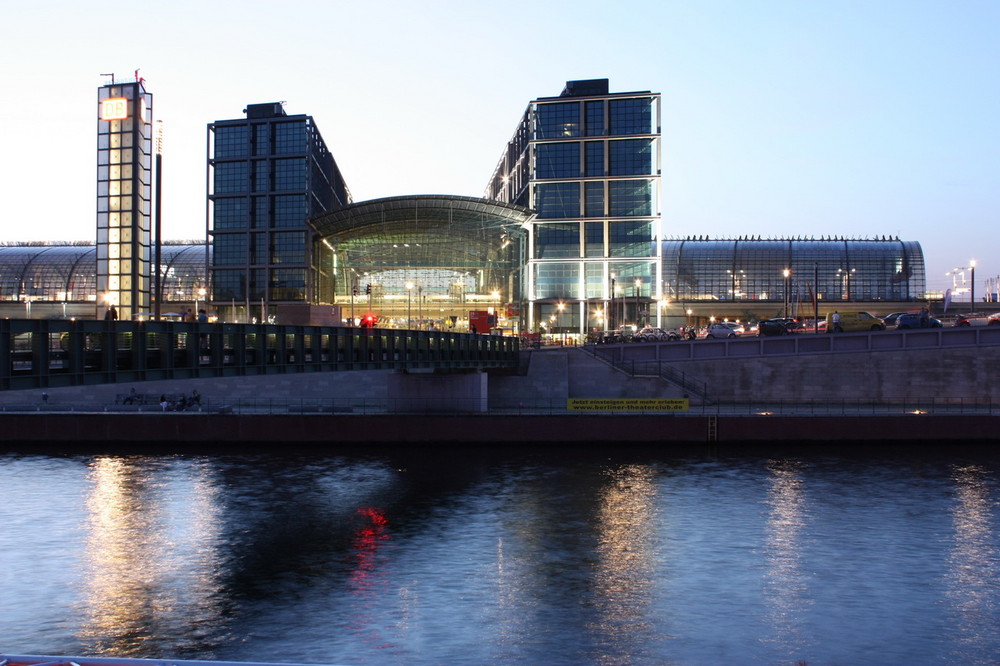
(585, 221, 604, 257)
(274, 121, 307, 154)
(252, 124, 268, 156)
(214, 125, 248, 158)
(609, 139, 654, 176)
(609, 180, 653, 217)
(585, 181, 605, 218)
(271, 231, 306, 264)
(212, 269, 245, 301)
(535, 143, 579, 179)
(212, 234, 247, 266)
(252, 161, 269, 192)
(213, 198, 248, 230)
(274, 195, 307, 227)
(585, 101, 605, 136)
(213, 162, 247, 194)
(270, 268, 306, 300)
(534, 262, 580, 300)
(274, 158, 306, 191)
(609, 221, 653, 257)
(534, 223, 580, 259)
(536, 102, 580, 139)
(585, 142, 604, 177)
(609, 98, 653, 135)
(535, 183, 579, 219)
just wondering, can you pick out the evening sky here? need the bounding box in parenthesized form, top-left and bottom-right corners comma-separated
(1, 0, 997, 296)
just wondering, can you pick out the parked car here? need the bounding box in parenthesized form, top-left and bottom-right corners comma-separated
(896, 313, 942, 329)
(632, 326, 680, 342)
(722, 322, 745, 336)
(880, 312, 908, 327)
(955, 312, 994, 327)
(756, 317, 798, 336)
(791, 318, 827, 333)
(705, 323, 739, 339)
(826, 311, 885, 332)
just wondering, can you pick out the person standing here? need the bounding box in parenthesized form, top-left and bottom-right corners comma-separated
(831, 311, 842, 333)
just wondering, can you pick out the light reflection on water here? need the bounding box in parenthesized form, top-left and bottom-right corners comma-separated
(1, 449, 999, 665)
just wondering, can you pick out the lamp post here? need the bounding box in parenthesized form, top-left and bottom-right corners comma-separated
(417, 285, 423, 330)
(783, 268, 791, 318)
(634, 278, 642, 328)
(971, 259, 977, 308)
(405, 281, 414, 328)
(557, 302, 566, 344)
(609, 274, 616, 331)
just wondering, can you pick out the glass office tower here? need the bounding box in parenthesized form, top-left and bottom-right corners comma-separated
(207, 103, 351, 324)
(96, 78, 154, 320)
(486, 79, 662, 335)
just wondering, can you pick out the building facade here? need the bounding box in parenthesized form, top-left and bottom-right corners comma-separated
(207, 103, 351, 324)
(96, 78, 154, 321)
(486, 79, 662, 336)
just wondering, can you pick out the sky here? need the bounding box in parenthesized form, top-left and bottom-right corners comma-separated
(2, 0, 998, 296)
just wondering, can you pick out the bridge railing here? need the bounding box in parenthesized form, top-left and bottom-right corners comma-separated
(0, 319, 519, 391)
(586, 325, 1000, 365)
(1, 396, 997, 417)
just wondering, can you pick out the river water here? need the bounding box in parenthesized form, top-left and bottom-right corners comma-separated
(2, 445, 999, 665)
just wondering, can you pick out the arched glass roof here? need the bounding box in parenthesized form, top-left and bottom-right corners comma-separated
(0, 243, 208, 302)
(311, 195, 534, 299)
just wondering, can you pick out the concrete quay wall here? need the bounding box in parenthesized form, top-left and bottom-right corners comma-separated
(1, 412, 997, 447)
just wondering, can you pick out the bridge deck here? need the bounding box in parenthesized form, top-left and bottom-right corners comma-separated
(0, 319, 519, 391)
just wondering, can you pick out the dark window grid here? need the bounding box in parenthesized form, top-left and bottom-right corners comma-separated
(609, 98, 653, 136)
(534, 223, 581, 259)
(251, 233, 268, 266)
(535, 143, 580, 180)
(270, 232, 307, 264)
(269, 267, 307, 300)
(585, 181, 605, 217)
(252, 197, 269, 229)
(609, 140, 654, 176)
(274, 158, 307, 191)
(585, 101, 605, 137)
(252, 162, 270, 193)
(212, 235, 248, 266)
(213, 162, 248, 194)
(212, 198, 248, 230)
(608, 180, 653, 217)
(273, 121, 308, 154)
(609, 221, 654, 258)
(536, 102, 581, 139)
(535, 182, 580, 219)
(211, 270, 246, 301)
(214, 126, 249, 158)
(274, 195, 307, 227)
(585, 142, 605, 177)
(252, 124, 269, 157)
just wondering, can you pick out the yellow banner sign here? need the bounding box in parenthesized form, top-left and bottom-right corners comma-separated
(567, 398, 689, 412)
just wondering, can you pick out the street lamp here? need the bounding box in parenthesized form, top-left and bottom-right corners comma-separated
(782, 268, 791, 318)
(405, 281, 414, 328)
(971, 259, 977, 308)
(634, 278, 642, 327)
(557, 302, 566, 344)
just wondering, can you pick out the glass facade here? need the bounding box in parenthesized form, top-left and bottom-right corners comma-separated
(208, 103, 351, 309)
(96, 80, 153, 320)
(486, 79, 662, 333)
